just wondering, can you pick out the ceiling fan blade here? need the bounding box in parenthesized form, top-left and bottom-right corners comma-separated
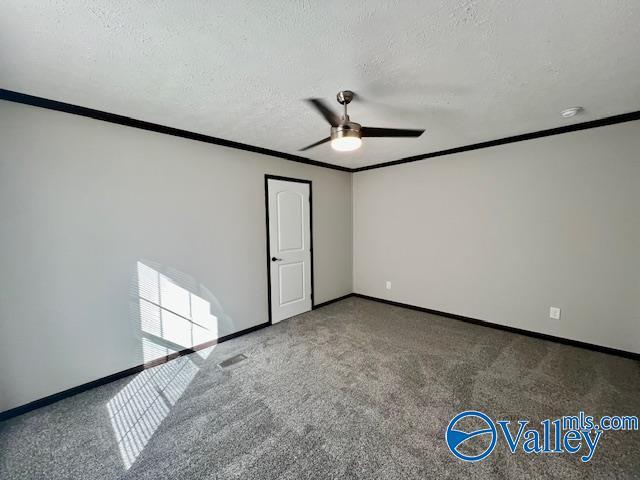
(298, 136, 331, 151)
(305, 98, 340, 127)
(361, 126, 425, 138)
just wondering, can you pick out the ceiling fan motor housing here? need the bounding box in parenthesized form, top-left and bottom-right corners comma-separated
(331, 121, 362, 141)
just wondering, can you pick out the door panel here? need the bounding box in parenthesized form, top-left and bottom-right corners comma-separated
(267, 178, 312, 323)
(278, 262, 305, 305)
(277, 191, 304, 252)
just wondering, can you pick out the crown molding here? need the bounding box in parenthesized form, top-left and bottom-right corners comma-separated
(2, 88, 639, 173)
(0, 89, 350, 172)
(352, 110, 640, 172)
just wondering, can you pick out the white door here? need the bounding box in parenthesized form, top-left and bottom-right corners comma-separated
(267, 178, 312, 323)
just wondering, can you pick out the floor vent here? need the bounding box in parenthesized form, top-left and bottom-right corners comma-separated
(218, 354, 247, 369)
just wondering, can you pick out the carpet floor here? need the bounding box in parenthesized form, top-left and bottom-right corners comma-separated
(1, 297, 638, 479)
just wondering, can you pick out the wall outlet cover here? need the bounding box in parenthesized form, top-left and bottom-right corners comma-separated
(385, 281, 392, 290)
(549, 307, 561, 320)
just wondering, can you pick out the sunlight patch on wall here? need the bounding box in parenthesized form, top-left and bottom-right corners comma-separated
(107, 261, 222, 470)
(137, 261, 218, 362)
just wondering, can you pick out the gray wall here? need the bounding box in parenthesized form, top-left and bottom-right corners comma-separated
(353, 121, 640, 355)
(0, 100, 352, 412)
(2, 97, 638, 413)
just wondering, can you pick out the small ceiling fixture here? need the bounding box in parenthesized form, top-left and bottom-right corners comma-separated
(300, 90, 425, 152)
(560, 106, 584, 118)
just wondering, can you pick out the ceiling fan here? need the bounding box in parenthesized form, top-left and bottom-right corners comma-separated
(300, 90, 425, 152)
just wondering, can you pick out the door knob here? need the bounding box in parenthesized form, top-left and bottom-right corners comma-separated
(271, 257, 282, 262)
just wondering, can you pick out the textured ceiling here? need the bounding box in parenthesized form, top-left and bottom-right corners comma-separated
(2, 1, 640, 168)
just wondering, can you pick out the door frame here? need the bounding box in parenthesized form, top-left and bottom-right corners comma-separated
(264, 174, 315, 325)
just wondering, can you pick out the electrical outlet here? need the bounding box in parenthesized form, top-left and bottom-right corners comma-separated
(385, 281, 392, 290)
(549, 307, 561, 320)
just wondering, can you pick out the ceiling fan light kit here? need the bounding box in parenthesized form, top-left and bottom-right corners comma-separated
(331, 133, 362, 152)
(300, 90, 425, 153)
